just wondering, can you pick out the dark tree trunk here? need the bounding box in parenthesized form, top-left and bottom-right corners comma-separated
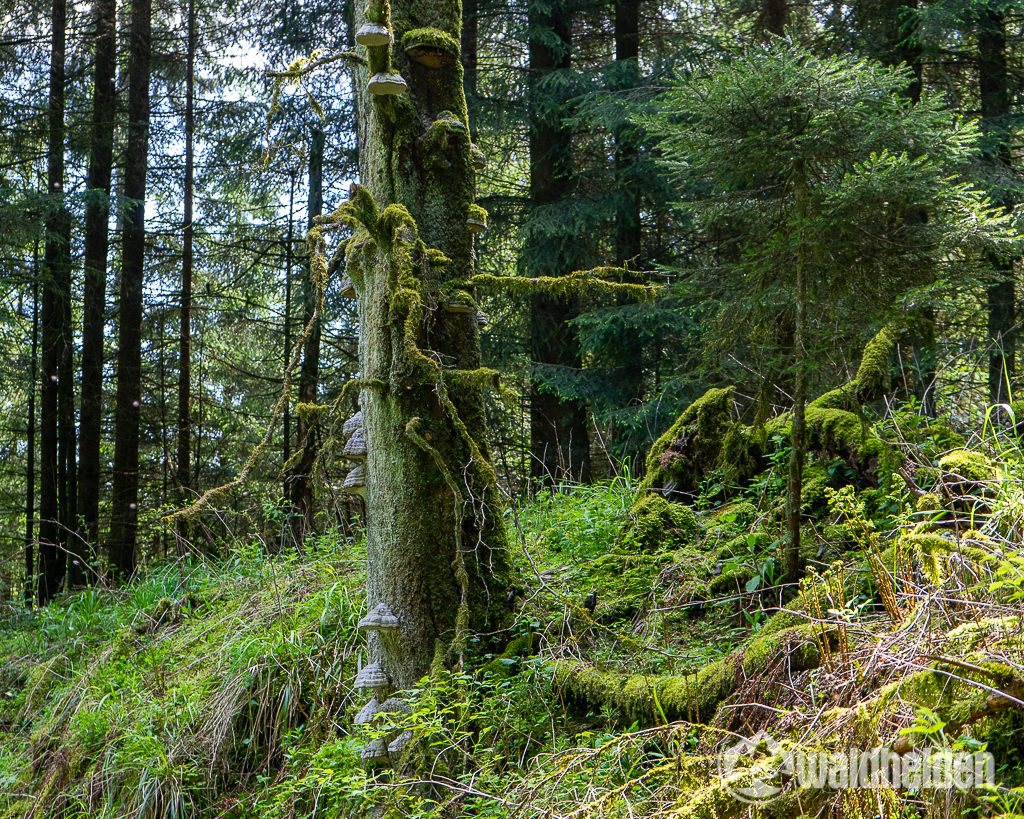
(761, 0, 788, 35)
(77, 0, 117, 583)
(349, 0, 513, 705)
(26, 256, 40, 607)
(109, 0, 151, 581)
(613, 0, 640, 265)
(289, 128, 324, 544)
(608, 0, 645, 427)
(527, 0, 591, 486)
(178, 0, 195, 519)
(282, 172, 294, 505)
(785, 174, 809, 584)
(874, 0, 934, 412)
(39, 0, 72, 605)
(978, 4, 1015, 406)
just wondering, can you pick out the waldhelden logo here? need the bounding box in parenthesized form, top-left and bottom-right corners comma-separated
(716, 731, 996, 806)
(717, 730, 786, 803)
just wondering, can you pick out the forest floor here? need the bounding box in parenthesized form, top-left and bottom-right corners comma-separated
(3, 404, 1024, 818)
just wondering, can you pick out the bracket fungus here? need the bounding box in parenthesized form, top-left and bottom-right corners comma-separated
(355, 22, 392, 47)
(343, 410, 363, 439)
(401, 27, 459, 68)
(354, 697, 381, 725)
(476, 310, 489, 328)
(470, 144, 486, 171)
(344, 426, 368, 461)
(368, 72, 407, 96)
(358, 602, 400, 632)
(344, 464, 367, 496)
(467, 204, 487, 234)
(360, 737, 391, 765)
(340, 276, 356, 298)
(388, 730, 414, 755)
(354, 661, 390, 691)
(378, 696, 412, 718)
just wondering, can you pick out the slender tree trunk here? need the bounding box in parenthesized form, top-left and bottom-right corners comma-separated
(158, 311, 169, 557)
(350, 0, 513, 703)
(761, 0, 788, 35)
(290, 128, 324, 544)
(613, 0, 640, 266)
(785, 175, 808, 584)
(609, 0, 645, 430)
(39, 0, 72, 605)
(78, 0, 117, 583)
(282, 172, 294, 505)
(876, 0, 935, 413)
(178, 0, 195, 519)
(527, 0, 591, 486)
(26, 255, 39, 607)
(978, 4, 1015, 406)
(109, 0, 151, 580)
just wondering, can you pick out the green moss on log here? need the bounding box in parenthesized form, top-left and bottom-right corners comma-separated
(937, 449, 996, 483)
(625, 494, 701, 551)
(643, 387, 740, 495)
(552, 655, 738, 725)
(401, 26, 460, 55)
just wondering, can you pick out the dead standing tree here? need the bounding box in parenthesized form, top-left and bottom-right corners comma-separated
(313, 0, 515, 769)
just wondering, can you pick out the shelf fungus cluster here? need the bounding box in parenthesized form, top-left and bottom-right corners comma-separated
(470, 144, 486, 171)
(355, 21, 391, 46)
(401, 27, 459, 69)
(353, 604, 412, 767)
(467, 204, 487, 234)
(353, 12, 407, 97)
(368, 72, 408, 96)
(342, 410, 366, 496)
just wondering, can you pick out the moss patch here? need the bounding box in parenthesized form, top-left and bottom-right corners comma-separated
(938, 449, 996, 483)
(643, 387, 743, 497)
(625, 494, 701, 552)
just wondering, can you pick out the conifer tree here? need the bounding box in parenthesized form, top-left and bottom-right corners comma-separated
(647, 45, 1015, 581)
(109, 0, 151, 580)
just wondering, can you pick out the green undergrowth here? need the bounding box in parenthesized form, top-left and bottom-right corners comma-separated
(4, 402, 1024, 818)
(0, 539, 369, 818)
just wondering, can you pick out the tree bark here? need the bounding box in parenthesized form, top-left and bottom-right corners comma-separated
(109, 0, 151, 581)
(78, 0, 117, 583)
(785, 174, 808, 585)
(978, 4, 1015, 406)
(26, 254, 39, 607)
(178, 0, 195, 523)
(289, 128, 324, 545)
(350, 0, 513, 698)
(874, 0, 934, 413)
(39, 0, 72, 605)
(282, 171, 294, 506)
(761, 0, 788, 35)
(527, 0, 591, 486)
(613, 0, 640, 266)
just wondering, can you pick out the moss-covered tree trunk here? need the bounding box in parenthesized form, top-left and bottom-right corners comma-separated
(348, 0, 513, 693)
